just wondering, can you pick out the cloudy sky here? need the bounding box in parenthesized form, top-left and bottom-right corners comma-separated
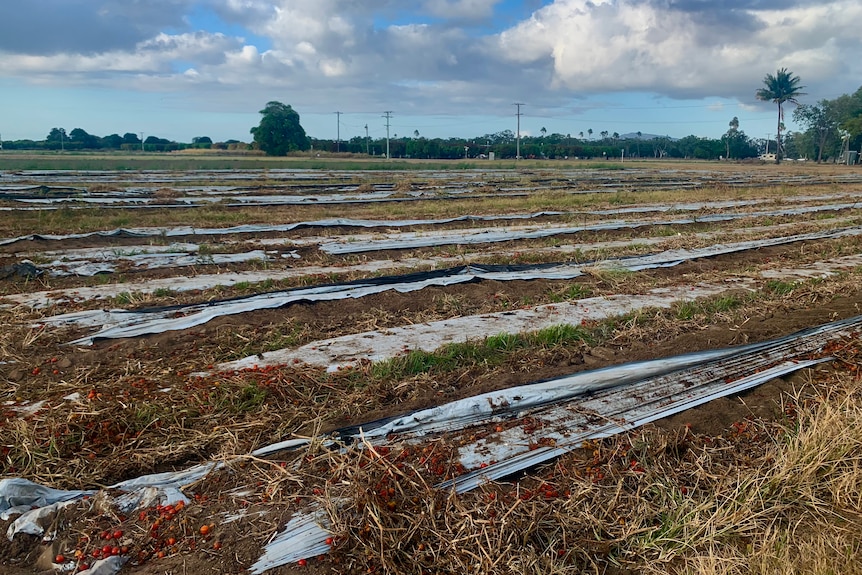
(1, 0, 860, 143)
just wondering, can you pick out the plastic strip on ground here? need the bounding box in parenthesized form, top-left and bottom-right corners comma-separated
(247, 314, 861, 570)
(39, 225, 862, 344)
(4, 216, 856, 309)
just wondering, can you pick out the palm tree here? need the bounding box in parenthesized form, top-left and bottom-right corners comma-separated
(587, 128, 593, 140)
(578, 131, 584, 139)
(756, 68, 805, 162)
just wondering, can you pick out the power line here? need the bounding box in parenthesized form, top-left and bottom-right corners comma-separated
(382, 111, 393, 159)
(334, 111, 342, 153)
(513, 103, 524, 160)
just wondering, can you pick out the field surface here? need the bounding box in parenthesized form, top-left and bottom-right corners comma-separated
(2, 159, 862, 575)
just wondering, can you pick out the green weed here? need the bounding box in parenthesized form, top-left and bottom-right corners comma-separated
(370, 324, 592, 379)
(765, 280, 797, 295)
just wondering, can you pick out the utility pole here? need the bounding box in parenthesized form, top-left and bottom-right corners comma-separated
(383, 111, 393, 159)
(513, 103, 524, 160)
(765, 134, 770, 155)
(364, 124, 369, 155)
(334, 111, 342, 153)
(140, 132, 145, 152)
(60, 128, 64, 152)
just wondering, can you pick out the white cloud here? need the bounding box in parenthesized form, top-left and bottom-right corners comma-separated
(494, 0, 862, 100)
(0, 0, 860, 125)
(423, 0, 502, 21)
(0, 31, 240, 76)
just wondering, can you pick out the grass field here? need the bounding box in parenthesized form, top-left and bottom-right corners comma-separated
(1, 159, 861, 575)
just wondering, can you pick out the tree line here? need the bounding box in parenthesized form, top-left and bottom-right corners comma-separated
(792, 86, 862, 162)
(4, 80, 860, 162)
(248, 101, 764, 160)
(1, 129, 243, 152)
(246, 95, 857, 162)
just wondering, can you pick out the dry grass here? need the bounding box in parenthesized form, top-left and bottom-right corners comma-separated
(240, 359, 862, 575)
(1, 168, 859, 238)
(3, 166, 862, 573)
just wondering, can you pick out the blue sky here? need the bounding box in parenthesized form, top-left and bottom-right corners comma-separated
(1, 0, 860, 144)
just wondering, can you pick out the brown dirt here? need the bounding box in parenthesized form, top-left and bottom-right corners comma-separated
(3, 165, 862, 574)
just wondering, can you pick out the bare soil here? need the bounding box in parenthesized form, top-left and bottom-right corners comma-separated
(2, 164, 862, 574)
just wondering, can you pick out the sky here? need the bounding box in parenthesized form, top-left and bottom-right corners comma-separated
(1, 0, 860, 144)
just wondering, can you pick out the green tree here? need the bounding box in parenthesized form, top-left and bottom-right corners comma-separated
(793, 101, 838, 162)
(192, 136, 213, 149)
(101, 134, 123, 149)
(833, 87, 862, 154)
(69, 128, 99, 149)
(46, 128, 66, 150)
(755, 68, 805, 162)
(723, 116, 739, 159)
(250, 101, 309, 155)
(46, 127, 65, 142)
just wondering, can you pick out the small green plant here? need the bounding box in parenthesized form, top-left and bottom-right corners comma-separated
(765, 280, 797, 295)
(549, 283, 592, 302)
(214, 383, 268, 413)
(674, 295, 743, 320)
(370, 324, 592, 379)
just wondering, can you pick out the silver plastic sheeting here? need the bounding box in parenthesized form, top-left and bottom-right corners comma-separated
(5, 216, 856, 310)
(0, 213, 564, 246)
(2, 463, 220, 541)
(250, 314, 861, 571)
(48, 250, 270, 277)
(0, 478, 94, 519)
(216, 284, 742, 373)
(248, 358, 832, 572)
(3, 201, 858, 249)
(445, 358, 829, 490)
(319, 203, 862, 254)
(44, 224, 862, 345)
(78, 556, 126, 575)
(1, 478, 95, 540)
(358, 347, 744, 439)
(351, 313, 854, 443)
(250, 507, 334, 574)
